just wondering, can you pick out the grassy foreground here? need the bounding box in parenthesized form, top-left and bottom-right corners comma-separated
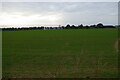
(2, 29, 118, 78)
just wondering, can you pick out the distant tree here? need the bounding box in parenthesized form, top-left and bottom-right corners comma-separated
(78, 24, 83, 29)
(90, 25, 96, 28)
(61, 26, 65, 29)
(97, 23, 104, 28)
(41, 26, 44, 30)
(66, 24, 71, 29)
(71, 25, 76, 29)
(85, 25, 90, 29)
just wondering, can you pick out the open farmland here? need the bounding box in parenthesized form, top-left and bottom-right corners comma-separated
(2, 29, 118, 78)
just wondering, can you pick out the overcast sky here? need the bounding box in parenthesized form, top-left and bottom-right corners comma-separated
(0, 2, 118, 27)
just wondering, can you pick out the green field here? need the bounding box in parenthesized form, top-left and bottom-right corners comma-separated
(2, 29, 118, 78)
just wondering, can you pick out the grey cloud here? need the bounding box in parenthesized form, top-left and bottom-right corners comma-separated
(1, 2, 118, 26)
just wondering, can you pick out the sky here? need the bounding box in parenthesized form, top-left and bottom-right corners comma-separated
(0, 2, 118, 27)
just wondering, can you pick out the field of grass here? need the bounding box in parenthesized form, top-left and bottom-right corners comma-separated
(2, 29, 118, 78)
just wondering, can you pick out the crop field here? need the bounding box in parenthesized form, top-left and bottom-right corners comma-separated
(2, 29, 118, 78)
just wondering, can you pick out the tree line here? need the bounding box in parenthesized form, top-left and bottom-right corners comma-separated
(1, 23, 119, 31)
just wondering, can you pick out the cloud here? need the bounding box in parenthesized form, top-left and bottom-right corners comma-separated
(2, 0, 120, 2)
(0, 2, 118, 27)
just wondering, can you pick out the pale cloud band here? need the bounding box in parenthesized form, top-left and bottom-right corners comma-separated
(0, 2, 118, 27)
(1, 0, 120, 2)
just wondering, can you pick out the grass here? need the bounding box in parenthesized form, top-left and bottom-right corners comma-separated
(2, 29, 118, 78)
